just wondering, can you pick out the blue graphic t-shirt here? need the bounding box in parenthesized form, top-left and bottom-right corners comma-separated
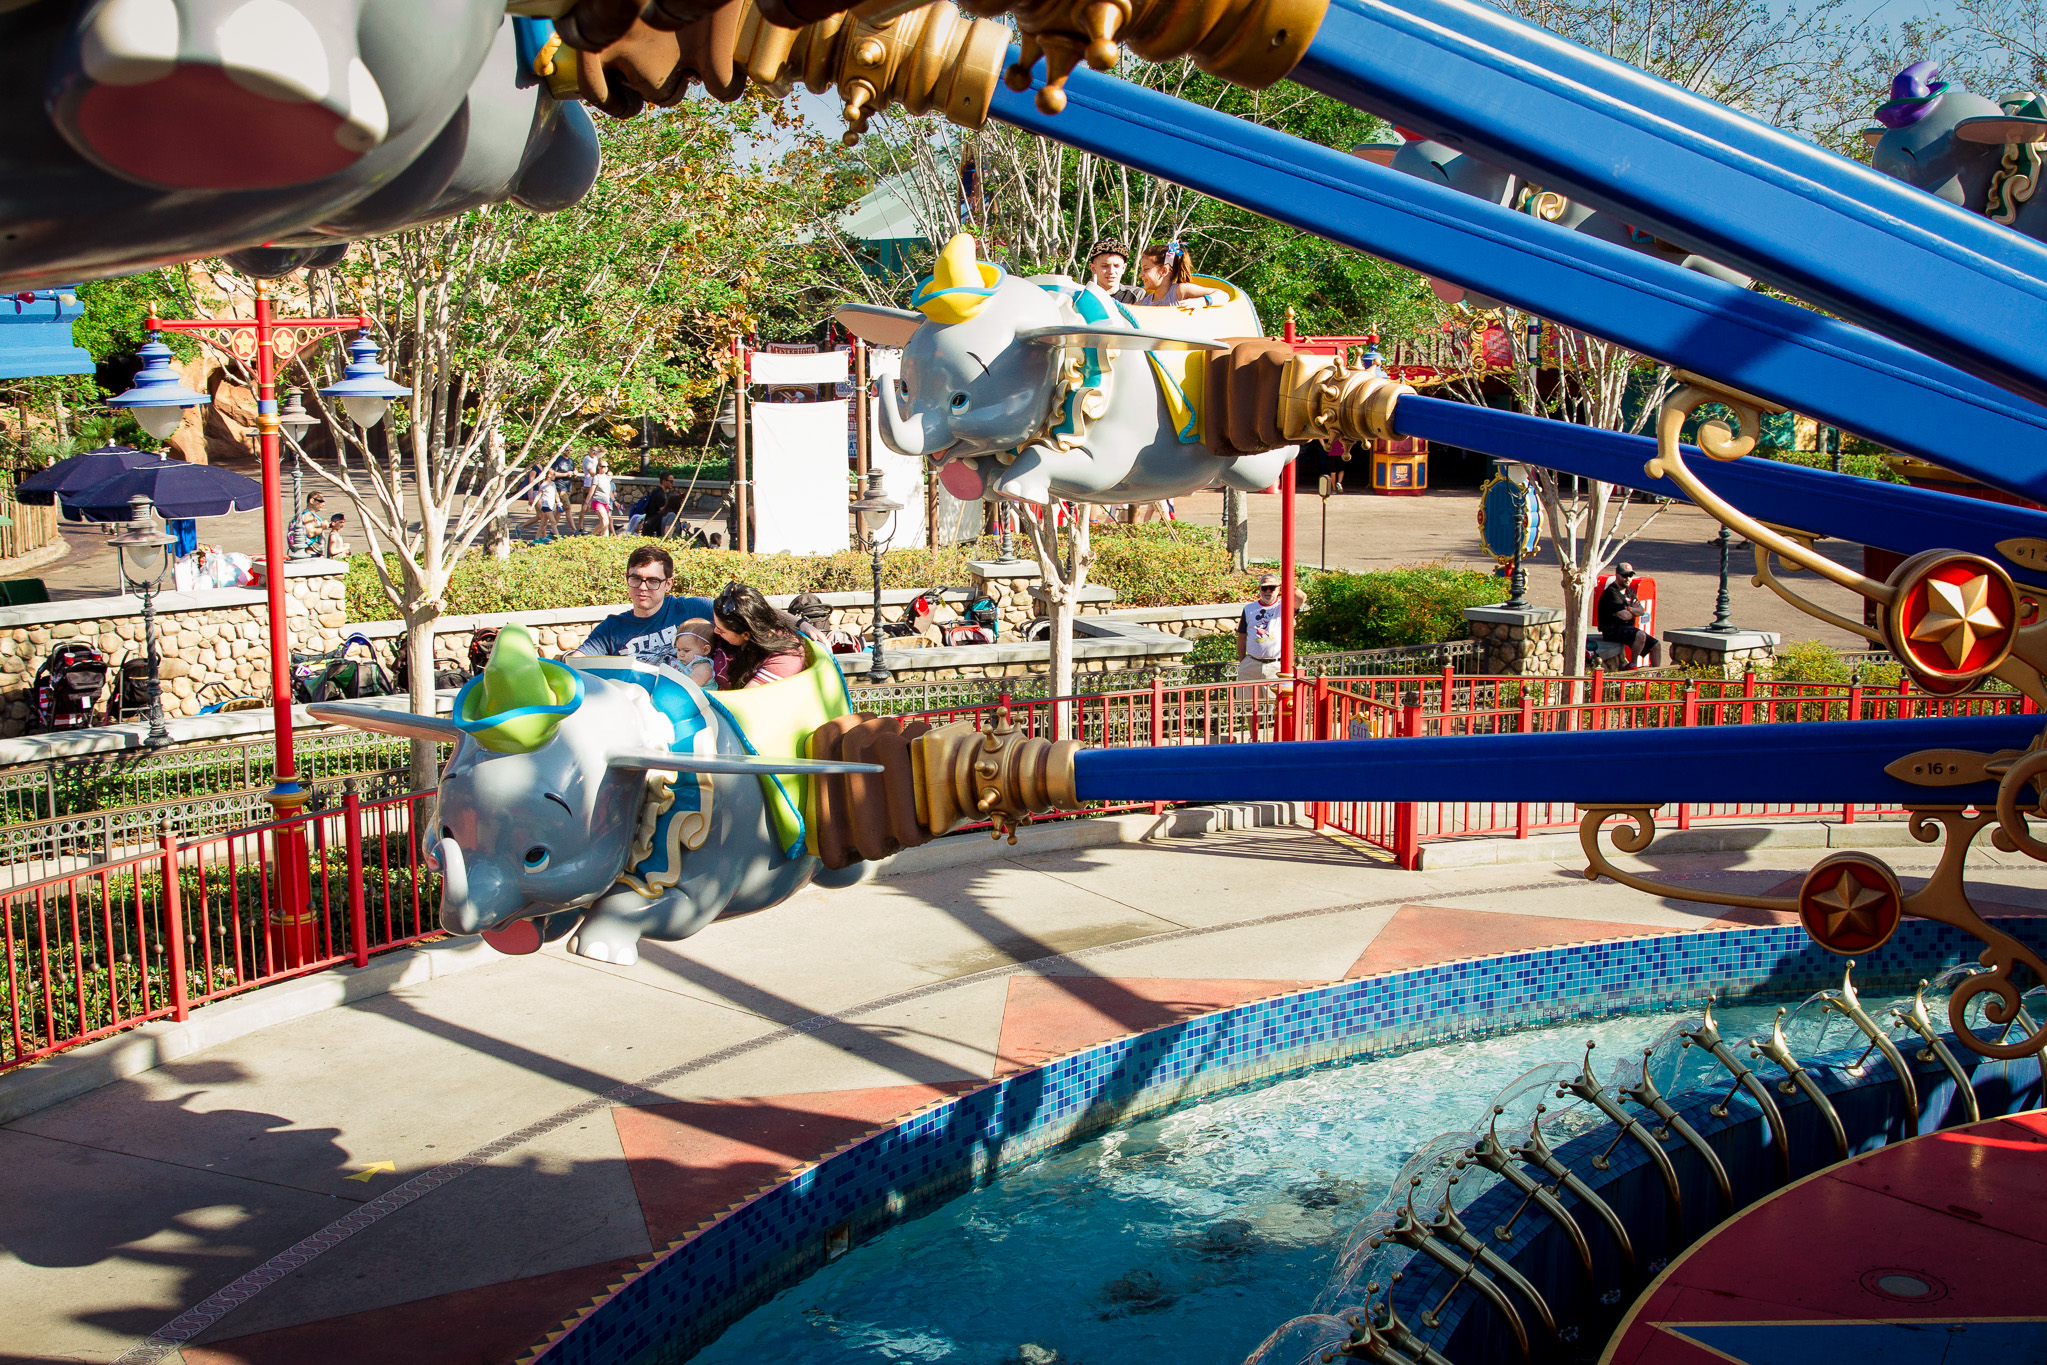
(572, 595, 716, 664)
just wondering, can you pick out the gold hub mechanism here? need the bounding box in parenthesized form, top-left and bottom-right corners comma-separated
(956, 0, 1330, 114)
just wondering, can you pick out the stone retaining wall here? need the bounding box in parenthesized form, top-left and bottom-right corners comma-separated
(0, 562, 347, 735)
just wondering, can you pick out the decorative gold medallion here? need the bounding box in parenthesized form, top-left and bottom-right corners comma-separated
(1882, 551, 2018, 691)
(1797, 852, 1904, 954)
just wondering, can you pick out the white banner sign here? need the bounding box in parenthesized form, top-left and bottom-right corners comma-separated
(863, 348, 928, 548)
(750, 348, 849, 387)
(751, 399, 851, 555)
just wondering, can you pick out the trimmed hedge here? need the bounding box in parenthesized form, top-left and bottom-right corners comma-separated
(1087, 521, 1259, 607)
(344, 519, 1260, 623)
(1299, 564, 1501, 649)
(345, 536, 1000, 621)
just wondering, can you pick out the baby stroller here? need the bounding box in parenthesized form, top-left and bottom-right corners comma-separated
(33, 640, 109, 731)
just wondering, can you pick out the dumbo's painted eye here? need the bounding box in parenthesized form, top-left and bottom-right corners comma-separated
(523, 846, 550, 872)
(897, 379, 909, 398)
(950, 392, 969, 410)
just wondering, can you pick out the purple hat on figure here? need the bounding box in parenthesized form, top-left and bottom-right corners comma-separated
(1876, 61, 1949, 129)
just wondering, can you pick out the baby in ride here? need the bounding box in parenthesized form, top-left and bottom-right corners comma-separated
(669, 618, 718, 689)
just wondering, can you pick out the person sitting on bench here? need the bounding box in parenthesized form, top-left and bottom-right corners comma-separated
(1596, 562, 1660, 668)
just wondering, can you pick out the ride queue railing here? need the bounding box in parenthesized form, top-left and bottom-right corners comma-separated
(3, 667, 2026, 1070)
(2, 783, 438, 1073)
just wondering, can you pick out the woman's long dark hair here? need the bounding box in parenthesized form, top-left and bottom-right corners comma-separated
(713, 582, 805, 686)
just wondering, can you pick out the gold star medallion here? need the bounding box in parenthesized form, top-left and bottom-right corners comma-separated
(1908, 572, 2003, 669)
(1798, 853, 1903, 954)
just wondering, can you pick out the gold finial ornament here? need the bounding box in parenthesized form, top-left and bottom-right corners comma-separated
(960, 0, 1329, 114)
(911, 718, 1081, 841)
(735, 0, 1008, 142)
(1276, 354, 1413, 445)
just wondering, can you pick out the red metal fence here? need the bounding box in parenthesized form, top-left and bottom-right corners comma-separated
(2, 783, 437, 1073)
(3, 669, 2029, 1071)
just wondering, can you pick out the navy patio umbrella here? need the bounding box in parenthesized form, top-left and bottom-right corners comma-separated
(67, 460, 265, 521)
(11, 444, 165, 506)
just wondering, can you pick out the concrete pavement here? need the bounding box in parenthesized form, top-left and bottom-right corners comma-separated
(5, 813, 2043, 1364)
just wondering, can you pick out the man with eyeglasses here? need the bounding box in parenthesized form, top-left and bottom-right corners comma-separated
(569, 544, 714, 661)
(1236, 573, 1289, 683)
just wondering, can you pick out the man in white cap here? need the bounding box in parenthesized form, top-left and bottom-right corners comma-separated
(1237, 573, 1287, 683)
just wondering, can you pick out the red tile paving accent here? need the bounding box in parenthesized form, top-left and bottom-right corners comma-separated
(993, 976, 1308, 1076)
(179, 1255, 646, 1365)
(613, 1082, 983, 1247)
(1347, 904, 1668, 977)
(1609, 1111, 2047, 1364)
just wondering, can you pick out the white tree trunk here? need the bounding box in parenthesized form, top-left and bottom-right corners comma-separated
(1224, 487, 1249, 572)
(487, 426, 512, 561)
(1022, 506, 1092, 737)
(404, 607, 440, 792)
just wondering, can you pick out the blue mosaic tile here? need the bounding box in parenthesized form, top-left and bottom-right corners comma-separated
(533, 917, 2045, 1365)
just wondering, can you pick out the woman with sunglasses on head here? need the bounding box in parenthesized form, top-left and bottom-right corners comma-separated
(711, 582, 809, 688)
(1136, 240, 1227, 311)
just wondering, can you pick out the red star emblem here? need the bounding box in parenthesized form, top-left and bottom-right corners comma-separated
(1888, 554, 2016, 685)
(1797, 853, 1903, 954)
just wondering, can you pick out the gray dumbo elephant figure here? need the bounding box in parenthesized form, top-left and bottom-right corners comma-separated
(1866, 61, 2047, 243)
(1353, 137, 1753, 305)
(836, 232, 1297, 506)
(309, 625, 879, 967)
(2, 2, 596, 291)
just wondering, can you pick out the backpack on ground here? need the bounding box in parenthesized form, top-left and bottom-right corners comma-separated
(295, 634, 396, 703)
(33, 640, 109, 731)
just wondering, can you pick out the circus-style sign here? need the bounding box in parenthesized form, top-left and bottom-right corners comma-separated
(1796, 852, 1905, 954)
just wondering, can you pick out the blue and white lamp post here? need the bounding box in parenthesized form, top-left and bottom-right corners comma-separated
(106, 338, 210, 440)
(319, 332, 411, 430)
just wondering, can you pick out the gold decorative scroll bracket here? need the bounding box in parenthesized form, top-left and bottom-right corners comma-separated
(1579, 805, 2047, 1059)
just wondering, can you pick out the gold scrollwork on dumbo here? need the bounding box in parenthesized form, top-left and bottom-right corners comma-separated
(1577, 806, 1801, 914)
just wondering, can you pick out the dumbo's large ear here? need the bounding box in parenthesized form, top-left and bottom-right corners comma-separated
(608, 752, 884, 776)
(309, 703, 469, 744)
(836, 304, 926, 349)
(1954, 115, 2047, 143)
(1018, 325, 1228, 353)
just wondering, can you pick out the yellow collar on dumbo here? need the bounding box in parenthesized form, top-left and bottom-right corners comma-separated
(910, 233, 1006, 324)
(452, 623, 583, 753)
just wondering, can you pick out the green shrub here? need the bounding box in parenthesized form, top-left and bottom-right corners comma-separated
(1088, 520, 1259, 608)
(1758, 449, 1904, 484)
(348, 519, 1275, 622)
(1764, 639, 1901, 688)
(1299, 564, 1501, 649)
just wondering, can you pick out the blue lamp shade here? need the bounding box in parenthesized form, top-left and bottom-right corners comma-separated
(318, 332, 410, 428)
(107, 338, 209, 440)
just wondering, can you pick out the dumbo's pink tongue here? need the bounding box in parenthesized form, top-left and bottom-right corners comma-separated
(939, 459, 985, 499)
(483, 920, 543, 955)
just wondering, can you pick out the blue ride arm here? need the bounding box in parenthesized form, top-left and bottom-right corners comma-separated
(1070, 715, 2036, 808)
(987, 61, 2047, 504)
(1292, 0, 2047, 414)
(1389, 395, 2047, 590)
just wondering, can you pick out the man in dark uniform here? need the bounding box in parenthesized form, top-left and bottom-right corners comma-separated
(1597, 562, 1660, 667)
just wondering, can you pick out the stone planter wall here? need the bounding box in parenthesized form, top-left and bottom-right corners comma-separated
(1665, 628, 1781, 679)
(0, 561, 348, 736)
(1464, 604, 1566, 676)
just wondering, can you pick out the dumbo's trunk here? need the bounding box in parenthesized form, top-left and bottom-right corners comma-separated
(879, 378, 938, 458)
(432, 836, 520, 935)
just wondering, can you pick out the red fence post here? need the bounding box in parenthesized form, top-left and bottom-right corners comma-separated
(159, 823, 190, 1024)
(344, 779, 369, 968)
(1515, 692, 1534, 839)
(1741, 667, 1757, 726)
(1310, 676, 1330, 831)
(1590, 667, 1607, 730)
(1394, 690, 1423, 869)
(1677, 683, 1698, 831)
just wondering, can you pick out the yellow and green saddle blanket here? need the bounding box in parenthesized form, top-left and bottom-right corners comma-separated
(707, 638, 854, 860)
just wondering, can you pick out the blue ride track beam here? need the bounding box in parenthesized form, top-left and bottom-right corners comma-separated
(1389, 395, 2047, 591)
(1292, 0, 2047, 414)
(986, 64, 2047, 506)
(1072, 715, 2039, 809)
